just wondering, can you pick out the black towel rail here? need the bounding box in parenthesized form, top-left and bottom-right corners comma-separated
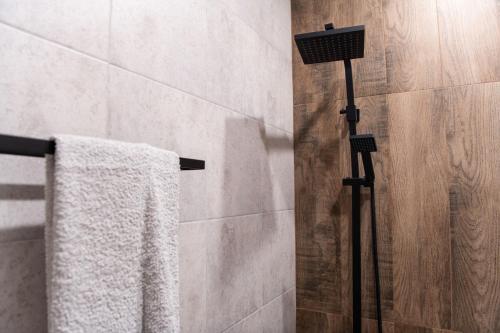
(0, 134, 205, 171)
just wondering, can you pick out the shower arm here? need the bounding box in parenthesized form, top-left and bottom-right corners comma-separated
(340, 59, 360, 124)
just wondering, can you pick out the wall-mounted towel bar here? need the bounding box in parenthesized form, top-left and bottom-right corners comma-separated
(0, 134, 205, 170)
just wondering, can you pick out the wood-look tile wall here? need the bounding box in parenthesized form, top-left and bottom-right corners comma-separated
(292, 0, 500, 332)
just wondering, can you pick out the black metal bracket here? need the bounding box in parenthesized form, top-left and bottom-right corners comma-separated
(342, 177, 372, 187)
(340, 106, 360, 122)
(324, 23, 335, 30)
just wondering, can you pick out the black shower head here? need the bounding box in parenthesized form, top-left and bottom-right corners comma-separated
(294, 24, 365, 64)
(350, 134, 377, 182)
(350, 134, 377, 153)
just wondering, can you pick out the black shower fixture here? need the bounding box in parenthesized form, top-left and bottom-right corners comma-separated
(294, 24, 365, 64)
(350, 134, 377, 182)
(295, 23, 382, 333)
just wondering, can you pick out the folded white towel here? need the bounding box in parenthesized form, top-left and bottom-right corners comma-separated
(45, 135, 180, 333)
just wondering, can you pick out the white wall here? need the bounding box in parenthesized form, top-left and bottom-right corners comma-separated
(0, 0, 295, 331)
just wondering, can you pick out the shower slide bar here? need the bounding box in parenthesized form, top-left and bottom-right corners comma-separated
(0, 134, 205, 170)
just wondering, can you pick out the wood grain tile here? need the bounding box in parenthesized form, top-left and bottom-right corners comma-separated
(437, 0, 500, 86)
(362, 318, 395, 333)
(329, 0, 388, 99)
(292, 0, 337, 106)
(297, 309, 398, 333)
(294, 99, 345, 313)
(446, 82, 500, 333)
(294, 78, 394, 329)
(293, 1, 500, 333)
(355, 96, 394, 321)
(297, 309, 351, 333)
(329, 95, 394, 321)
(387, 89, 451, 329)
(383, 0, 443, 93)
(394, 322, 461, 333)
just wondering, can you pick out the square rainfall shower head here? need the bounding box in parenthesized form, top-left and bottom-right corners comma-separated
(294, 25, 365, 64)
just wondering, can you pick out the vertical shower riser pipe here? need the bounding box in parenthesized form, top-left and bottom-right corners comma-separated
(343, 59, 362, 333)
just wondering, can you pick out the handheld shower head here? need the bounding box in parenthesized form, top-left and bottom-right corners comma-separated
(350, 134, 377, 182)
(294, 24, 365, 64)
(350, 134, 377, 153)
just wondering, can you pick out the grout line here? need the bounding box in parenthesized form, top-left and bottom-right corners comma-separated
(0, 209, 296, 244)
(0, 21, 108, 64)
(221, 286, 295, 333)
(385, 79, 500, 96)
(0, 20, 293, 136)
(108, 64, 293, 135)
(180, 208, 295, 225)
(295, 308, 350, 316)
(293, 79, 500, 107)
(295, 307, 460, 331)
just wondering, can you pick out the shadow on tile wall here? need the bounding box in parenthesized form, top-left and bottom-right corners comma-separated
(207, 116, 295, 332)
(0, 183, 47, 332)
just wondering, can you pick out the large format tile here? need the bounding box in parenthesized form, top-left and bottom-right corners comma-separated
(109, 68, 264, 221)
(109, 0, 208, 98)
(383, 0, 442, 93)
(0, 157, 45, 243)
(446, 83, 500, 333)
(110, 0, 292, 133)
(0, 239, 46, 333)
(262, 211, 295, 303)
(388, 89, 451, 328)
(261, 288, 296, 333)
(205, 214, 264, 332)
(225, 288, 296, 333)
(261, 126, 294, 212)
(179, 222, 207, 333)
(0, 24, 108, 139)
(205, 3, 260, 118)
(206, 3, 293, 132)
(179, 212, 295, 333)
(437, 0, 500, 86)
(0, 0, 110, 59)
(0, 25, 108, 240)
(223, 310, 262, 333)
(108, 67, 264, 221)
(217, 0, 292, 59)
(293, 99, 346, 314)
(0, 196, 44, 242)
(255, 41, 294, 133)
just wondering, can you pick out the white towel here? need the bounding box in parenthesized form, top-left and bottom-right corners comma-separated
(45, 135, 180, 333)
